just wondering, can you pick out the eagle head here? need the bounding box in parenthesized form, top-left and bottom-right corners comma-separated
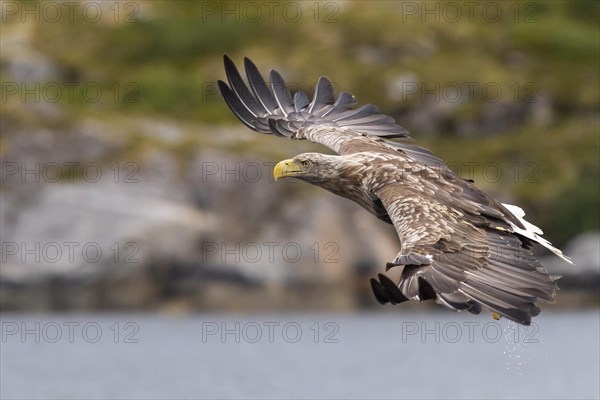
(273, 153, 342, 184)
(273, 152, 382, 219)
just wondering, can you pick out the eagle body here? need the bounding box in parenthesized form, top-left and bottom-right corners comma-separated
(219, 56, 573, 325)
(287, 151, 396, 221)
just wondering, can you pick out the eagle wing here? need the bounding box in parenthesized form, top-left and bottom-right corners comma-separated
(218, 56, 447, 168)
(371, 182, 559, 325)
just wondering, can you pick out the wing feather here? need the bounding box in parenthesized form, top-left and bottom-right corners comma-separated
(308, 76, 336, 113)
(223, 55, 264, 118)
(322, 92, 357, 116)
(293, 91, 310, 112)
(373, 183, 558, 325)
(219, 56, 410, 148)
(244, 57, 278, 114)
(218, 80, 259, 131)
(270, 69, 295, 116)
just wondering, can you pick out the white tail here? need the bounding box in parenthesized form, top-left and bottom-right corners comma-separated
(502, 203, 574, 265)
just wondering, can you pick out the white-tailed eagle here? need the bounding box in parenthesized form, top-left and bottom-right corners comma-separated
(218, 56, 572, 325)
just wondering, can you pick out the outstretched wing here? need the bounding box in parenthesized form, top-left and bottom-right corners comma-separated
(219, 56, 449, 167)
(218, 55, 408, 140)
(370, 182, 560, 325)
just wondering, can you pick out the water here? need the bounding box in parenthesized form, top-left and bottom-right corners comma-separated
(1, 311, 598, 399)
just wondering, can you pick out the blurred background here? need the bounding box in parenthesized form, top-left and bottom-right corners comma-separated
(1, 1, 599, 399)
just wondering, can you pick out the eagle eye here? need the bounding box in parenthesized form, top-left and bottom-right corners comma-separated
(301, 160, 311, 167)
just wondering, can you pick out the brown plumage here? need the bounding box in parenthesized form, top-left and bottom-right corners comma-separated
(218, 56, 573, 325)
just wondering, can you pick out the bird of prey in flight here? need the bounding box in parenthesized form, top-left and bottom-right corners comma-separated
(218, 56, 572, 325)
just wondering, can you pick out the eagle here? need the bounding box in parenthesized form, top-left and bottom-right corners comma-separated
(218, 56, 573, 325)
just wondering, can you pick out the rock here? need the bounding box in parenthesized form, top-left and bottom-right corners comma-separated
(0, 171, 214, 310)
(541, 231, 599, 274)
(540, 231, 600, 292)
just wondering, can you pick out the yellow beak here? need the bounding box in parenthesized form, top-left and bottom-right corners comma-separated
(273, 159, 304, 181)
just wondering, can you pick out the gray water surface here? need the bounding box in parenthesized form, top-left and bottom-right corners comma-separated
(1, 311, 598, 399)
